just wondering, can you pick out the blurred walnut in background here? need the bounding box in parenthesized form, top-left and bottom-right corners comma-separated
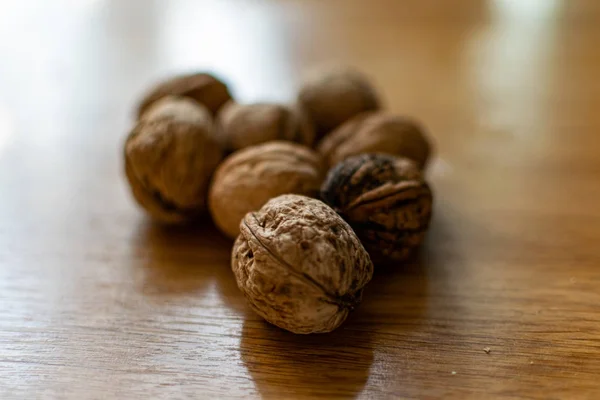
(125, 96, 222, 223)
(297, 66, 381, 141)
(137, 72, 232, 118)
(216, 102, 314, 153)
(318, 112, 432, 169)
(209, 141, 324, 239)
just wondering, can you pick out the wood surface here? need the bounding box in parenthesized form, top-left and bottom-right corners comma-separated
(1, 0, 600, 398)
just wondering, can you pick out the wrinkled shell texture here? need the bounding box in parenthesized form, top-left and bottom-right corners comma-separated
(321, 154, 433, 264)
(125, 96, 223, 223)
(318, 112, 432, 169)
(232, 194, 374, 334)
(216, 102, 315, 153)
(209, 141, 324, 239)
(297, 67, 381, 141)
(137, 72, 232, 118)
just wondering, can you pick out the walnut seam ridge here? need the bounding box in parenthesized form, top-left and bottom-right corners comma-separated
(242, 215, 359, 310)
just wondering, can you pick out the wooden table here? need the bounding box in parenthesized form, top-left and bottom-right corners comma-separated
(1, 0, 599, 398)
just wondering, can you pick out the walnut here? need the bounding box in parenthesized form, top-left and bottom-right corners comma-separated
(137, 72, 232, 118)
(297, 66, 381, 141)
(320, 153, 433, 264)
(317, 112, 432, 169)
(208, 141, 324, 239)
(215, 101, 314, 153)
(125, 96, 222, 223)
(232, 194, 374, 334)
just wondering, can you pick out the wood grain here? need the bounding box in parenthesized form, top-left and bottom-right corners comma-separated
(1, 0, 600, 398)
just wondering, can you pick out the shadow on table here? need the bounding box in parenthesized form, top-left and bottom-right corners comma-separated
(358, 204, 461, 329)
(355, 250, 430, 332)
(237, 220, 445, 398)
(240, 318, 375, 399)
(130, 217, 232, 296)
(129, 209, 460, 396)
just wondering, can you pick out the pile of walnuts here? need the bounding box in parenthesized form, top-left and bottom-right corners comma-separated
(124, 67, 434, 334)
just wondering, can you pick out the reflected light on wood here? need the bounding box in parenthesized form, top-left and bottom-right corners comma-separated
(0, 106, 15, 156)
(1, 0, 600, 399)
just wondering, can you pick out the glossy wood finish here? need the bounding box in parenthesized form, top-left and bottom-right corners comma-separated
(1, 0, 600, 398)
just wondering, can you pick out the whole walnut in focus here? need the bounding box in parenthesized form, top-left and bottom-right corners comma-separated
(216, 102, 314, 153)
(137, 72, 232, 118)
(232, 194, 374, 334)
(125, 96, 222, 223)
(209, 141, 324, 239)
(297, 66, 381, 141)
(317, 112, 432, 169)
(321, 154, 433, 264)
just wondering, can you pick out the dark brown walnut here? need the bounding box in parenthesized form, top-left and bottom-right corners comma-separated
(320, 154, 433, 264)
(232, 194, 374, 334)
(125, 96, 223, 223)
(209, 141, 324, 239)
(297, 66, 381, 142)
(137, 72, 232, 118)
(317, 112, 432, 170)
(215, 101, 314, 153)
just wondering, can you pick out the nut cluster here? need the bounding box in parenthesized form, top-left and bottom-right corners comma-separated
(123, 67, 436, 334)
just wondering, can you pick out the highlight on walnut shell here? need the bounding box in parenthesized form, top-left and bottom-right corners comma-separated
(136, 72, 232, 118)
(124, 96, 223, 223)
(231, 194, 374, 334)
(317, 112, 432, 170)
(208, 141, 324, 239)
(320, 153, 433, 265)
(297, 66, 381, 142)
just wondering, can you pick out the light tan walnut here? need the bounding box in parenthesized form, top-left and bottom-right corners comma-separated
(215, 101, 314, 153)
(125, 96, 222, 223)
(317, 112, 432, 169)
(297, 66, 381, 141)
(209, 141, 324, 239)
(232, 194, 374, 334)
(137, 72, 232, 118)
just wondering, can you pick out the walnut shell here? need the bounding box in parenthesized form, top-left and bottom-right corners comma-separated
(320, 154, 433, 264)
(209, 141, 324, 239)
(317, 112, 432, 169)
(232, 194, 374, 334)
(137, 72, 232, 118)
(215, 102, 314, 153)
(125, 96, 223, 223)
(297, 66, 381, 141)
